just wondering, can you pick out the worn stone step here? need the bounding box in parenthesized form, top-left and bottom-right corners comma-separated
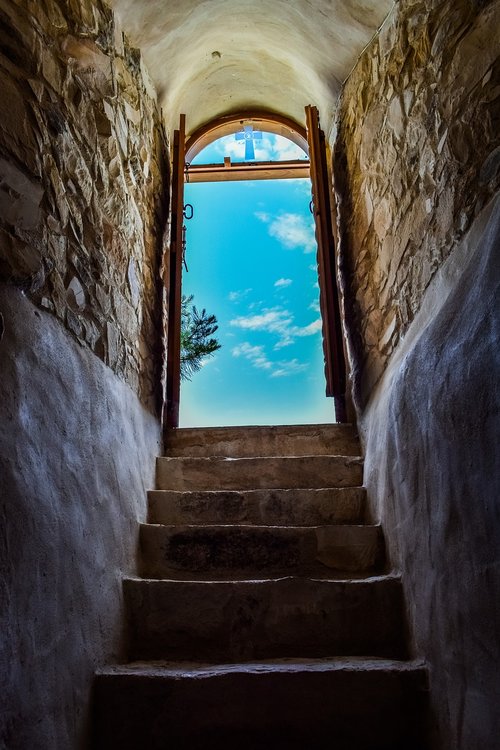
(140, 523, 383, 579)
(93, 658, 428, 750)
(124, 575, 407, 662)
(148, 486, 366, 526)
(164, 423, 361, 458)
(156, 455, 364, 492)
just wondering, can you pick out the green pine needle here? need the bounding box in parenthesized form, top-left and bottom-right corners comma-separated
(180, 294, 221, 381)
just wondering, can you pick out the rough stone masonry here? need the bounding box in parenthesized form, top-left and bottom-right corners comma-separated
(0, 0, 169, 411)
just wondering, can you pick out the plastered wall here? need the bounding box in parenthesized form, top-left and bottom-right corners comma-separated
(360, 198, 500, 750)
(0, 285, 161, 749)
(334, 1, 500, 747)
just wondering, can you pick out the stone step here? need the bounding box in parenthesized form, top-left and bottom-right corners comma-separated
(140, 523, 383, 579)
(156, 455, 364, 492)
(124, 575, 407, 662)
(93, 658, 427, 750)
(147, 486, 366, 526)
(164, 423, 361, 458)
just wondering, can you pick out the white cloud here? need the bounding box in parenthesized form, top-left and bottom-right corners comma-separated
(231, 343, 308, 379)
(230, 306, 322, 349)
(271, 359, 309, 378)
(255, 212, 316, 253)
(309, 300, 320, 313)
(271, 135, 307, 160)
(220, 133, 307, 161)
(296, 318, 322, 336)
(200, 132, 308, 166)
(228, 288, 252, 303)
(230, 308, 293, 334)
(231, 342, 272, 370)
(274, 278, 292, 289)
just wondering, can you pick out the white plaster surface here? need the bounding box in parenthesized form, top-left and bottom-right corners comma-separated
(0, 284, 161, 749)
(360, 195, 500, 750)
(108, 0, 393, 135)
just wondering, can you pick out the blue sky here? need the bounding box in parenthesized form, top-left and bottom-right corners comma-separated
(179, 132, 335, 426)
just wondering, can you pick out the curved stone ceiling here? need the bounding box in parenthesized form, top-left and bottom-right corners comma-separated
(109, 0, 393, 137)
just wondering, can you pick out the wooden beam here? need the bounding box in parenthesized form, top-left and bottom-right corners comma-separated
(185, 160, 310, 183)
(305, 105, 346, 407)
(165, 114, 186, 429)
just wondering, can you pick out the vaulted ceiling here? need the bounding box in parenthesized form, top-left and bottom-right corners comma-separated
(109, 0, 393, 137)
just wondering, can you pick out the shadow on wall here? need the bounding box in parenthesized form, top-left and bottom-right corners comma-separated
(361, 196, 500, 750)
(0, 285, 161, 749)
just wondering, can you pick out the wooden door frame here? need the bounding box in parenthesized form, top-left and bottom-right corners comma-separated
(164, 114, 186, 428)
(163, 109, 347, 429)
(305, 105, 346, 420)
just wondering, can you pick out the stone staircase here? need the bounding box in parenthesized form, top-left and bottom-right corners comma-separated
(93, 424, 428, 749)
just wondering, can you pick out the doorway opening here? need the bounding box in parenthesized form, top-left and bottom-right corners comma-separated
(181, 175, 328, 427)
(165, 110, 346, 430)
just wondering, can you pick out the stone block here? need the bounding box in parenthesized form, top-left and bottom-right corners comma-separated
(124, 575, 407, 662)
(139, 522, 383, 579)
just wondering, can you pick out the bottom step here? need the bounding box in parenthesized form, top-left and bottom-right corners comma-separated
(94, 658, 428, 750)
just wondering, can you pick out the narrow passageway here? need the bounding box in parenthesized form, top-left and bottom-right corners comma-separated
(2, 1, 497, 747)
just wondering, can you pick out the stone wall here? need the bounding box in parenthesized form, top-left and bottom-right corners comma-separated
(333, 0, 499, 406)
(333, 2, 500, 748)
(0, 284, 161, 749)
(0, 0, 169, 412)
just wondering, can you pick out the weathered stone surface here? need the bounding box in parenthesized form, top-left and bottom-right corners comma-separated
(94, 658, 428, 750)
(156, 455, 364, 491)
(124, 575, 407, 661)
(139, 523, 383, 579)
(0, 0, 169, 412)
(334, 0, 500, 406)
(164, 423, 361, 458)
(148, 486, 366, 526)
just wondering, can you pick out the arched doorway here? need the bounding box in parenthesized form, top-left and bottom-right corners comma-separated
(165, 109, 345, 429)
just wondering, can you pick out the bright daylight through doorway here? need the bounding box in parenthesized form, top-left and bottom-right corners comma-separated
(179, 132, 336, 427)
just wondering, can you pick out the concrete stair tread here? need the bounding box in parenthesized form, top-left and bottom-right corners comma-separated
(142, 521, 378, 530)
(140, 522, 384, 579)
(160, 453, 363, 460)
(124, 573, 407, 661)
(156, 454, 364, 491)
(131, 566, 385, 583)
(97, 656, 426, 678)
(124, 572, 398, 584)
(94, 656, 427, 749)
(164, 423, 360, 458)
(147, 486, 366, 526)
(134, 565, 384, 583)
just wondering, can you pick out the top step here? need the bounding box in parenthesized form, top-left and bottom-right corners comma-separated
(164, 424, 360, 458)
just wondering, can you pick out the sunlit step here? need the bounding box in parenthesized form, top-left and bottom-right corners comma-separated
(156, 454, 363, 492)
